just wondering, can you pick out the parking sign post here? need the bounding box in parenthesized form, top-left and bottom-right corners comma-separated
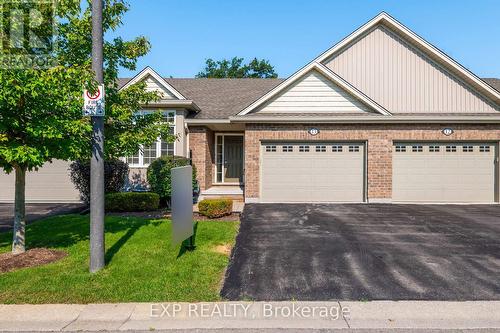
(89, 0, 105, 273)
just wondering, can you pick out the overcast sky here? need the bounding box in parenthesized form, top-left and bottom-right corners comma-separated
(114, 0, 500, 79)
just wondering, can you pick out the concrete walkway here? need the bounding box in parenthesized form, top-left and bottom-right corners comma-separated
(0, 301, 499, 331)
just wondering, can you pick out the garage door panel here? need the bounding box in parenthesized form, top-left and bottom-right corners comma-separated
(0, 160, 81, 203)
(261, 142, 364, 202)
(393, 143, 497, 203)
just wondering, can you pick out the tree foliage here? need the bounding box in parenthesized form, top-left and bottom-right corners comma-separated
(196, 57, 278, 78)
(0, 1, 171, 172)
(56, 0, 174, 159)
(0, 0, 171, 253)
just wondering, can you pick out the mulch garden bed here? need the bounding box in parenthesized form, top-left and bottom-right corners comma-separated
(192, 212, 240, 221)
(106, 209, 170, 219)
(107, 209, 240, 221)
(0, 248, 67, 273)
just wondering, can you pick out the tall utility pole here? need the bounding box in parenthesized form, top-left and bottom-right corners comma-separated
(90, 0, 105, 273)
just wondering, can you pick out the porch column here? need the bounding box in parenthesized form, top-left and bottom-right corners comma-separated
(189, 126, 214, 191)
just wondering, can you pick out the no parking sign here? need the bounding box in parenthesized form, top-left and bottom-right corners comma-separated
(83, 85, 105, 116)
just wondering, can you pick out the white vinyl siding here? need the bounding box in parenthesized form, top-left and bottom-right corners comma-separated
(143, 75, 177, 100)
(255, 70, 371, 114)
(324, 25, 500, 113)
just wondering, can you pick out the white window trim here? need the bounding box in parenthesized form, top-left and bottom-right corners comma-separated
(127, 110, 176, 168)
(214, 133, 245, 185)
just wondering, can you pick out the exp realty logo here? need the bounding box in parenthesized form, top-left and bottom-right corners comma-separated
(0, 0, 57, 69)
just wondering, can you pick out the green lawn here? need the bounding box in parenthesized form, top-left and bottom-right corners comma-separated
(0, 215, 239, 304)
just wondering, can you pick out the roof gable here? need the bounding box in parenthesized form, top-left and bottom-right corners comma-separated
(323, 24, 499, 113)
(254, 69, 372, 114)
(238, 63, 390, 116)
(316, 12, 500, 109)
(119, 67, 186, 100)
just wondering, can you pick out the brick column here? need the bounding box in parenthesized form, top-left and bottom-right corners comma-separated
(367, 137, 392, 202)
(244, 125, 260, 201)
(188, 126, 214, 191)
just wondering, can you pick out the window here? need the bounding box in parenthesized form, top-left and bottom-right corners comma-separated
(142, 142, 157, 165)
(479, 145, 490, 152)
(265, 145, 277, 152)
(412, 145, 423, 152)
(299, 145, 310, 152)
(462, 145, 474, 152)
(216, 136, 223, 182)
(126, 110, 176, 167)
(429, 145, 440, 152)
(395, 145, 406, 152)
(332, 145, 343, 152)
(126, 154, 139, 165)
(446, 145, 457, 152)
(349, 145, 360, 152)
(282, 145, 293, 152)
(161, 130, 175, 156)
(315, 145, 326, 152)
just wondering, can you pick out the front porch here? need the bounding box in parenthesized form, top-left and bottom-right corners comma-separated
(199, 185, 244, 201)
(188, 125, 246, 202)
(195, 185, 245, 213)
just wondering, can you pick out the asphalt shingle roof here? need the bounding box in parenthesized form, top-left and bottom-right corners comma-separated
(118, 77, 499, 119)
(483, 78, 500, 93)
(118, 78, 284, 119)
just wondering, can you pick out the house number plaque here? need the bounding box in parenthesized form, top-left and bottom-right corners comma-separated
(442, 128, 454, 136)
(308, 128, 320, 136)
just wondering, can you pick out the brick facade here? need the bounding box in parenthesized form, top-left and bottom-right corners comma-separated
(244, 123, 500, 201)
(188, 126, 214, 191)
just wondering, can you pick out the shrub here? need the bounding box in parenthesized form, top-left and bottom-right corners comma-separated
(198, 198, 233, 218)
(69, 159, 129, 203)
(105, 192, 160, 212)
(147, 155, 197, 203)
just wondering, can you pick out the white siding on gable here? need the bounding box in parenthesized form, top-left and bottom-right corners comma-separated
(255, 70, 371, 114)
(324, 25, 500, 113)
(144, 75, 177, 100)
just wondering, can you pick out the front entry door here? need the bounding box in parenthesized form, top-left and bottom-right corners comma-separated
(223, 136, 244, 183)
(216, 135, 244, 184)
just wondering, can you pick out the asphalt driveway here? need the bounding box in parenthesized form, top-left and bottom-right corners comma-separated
(0, 203, 85, 232)
(221, 203, 500, 301)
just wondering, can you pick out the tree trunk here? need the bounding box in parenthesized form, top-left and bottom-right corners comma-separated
(12, 165, 26, 254)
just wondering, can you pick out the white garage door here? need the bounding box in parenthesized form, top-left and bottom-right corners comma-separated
(260, 142, 365, 202)
(393, 142, 498, 203)
(0, 160, 81, 203)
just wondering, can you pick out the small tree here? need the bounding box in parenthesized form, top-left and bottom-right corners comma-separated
(0, 0, 173, 254)
(196, 57, 278, 78)
(0, 67, 93, 254)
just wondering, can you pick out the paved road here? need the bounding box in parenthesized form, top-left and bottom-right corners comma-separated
(221, 203, 500, 301)
(0, 203, 85, 232)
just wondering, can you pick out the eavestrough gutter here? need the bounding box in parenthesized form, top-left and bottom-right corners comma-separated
(228, 115, 500, 124)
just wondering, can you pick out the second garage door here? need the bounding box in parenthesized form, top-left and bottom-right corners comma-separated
(0, 160, 81, 203)
(260, 142, 365, 202)
(393, 142, 498, 203)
